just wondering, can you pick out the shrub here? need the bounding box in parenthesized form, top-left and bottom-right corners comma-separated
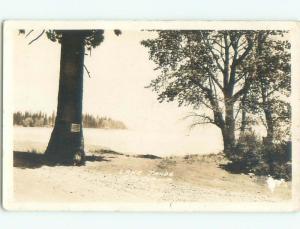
(230, 131, 263, 171)
(263, 140, 291, 180)
(227, 131, 291, 181)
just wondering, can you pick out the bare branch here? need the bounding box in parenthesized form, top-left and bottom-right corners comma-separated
(234, 105, 241, 121)
(183, 113, 215, 130)
(214, 40, 225, 49)
(182, 112, 199, 120)
(234, 97, 247, 121)
(183, 112, 213, 121)
(223, 34, 230, 86)
(199, 99, 215, 111)
(211, 46, 225, 64)
(28, 30, 45, 45)
(209, 48, 225, 73)
(231, 77, 253, 102)
(209, 73, 224, 93)
(235, 38, 254, 65)
(188, 121, 215, 130)
(200, 33, 225, 73)
(84, 65, 91, 78)
(232, 86, 247, 102)
(219, 37, 225, 64)
(235, 72, 247, 84)
(211, 46, 222, 56)
(209, 74, 216, 98)
(25, 29, 34, 38)
(237, 39, 247, 49)
(228, 38, 240, 89)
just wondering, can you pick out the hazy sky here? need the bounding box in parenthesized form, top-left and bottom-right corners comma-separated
(13, 30, 212, 133)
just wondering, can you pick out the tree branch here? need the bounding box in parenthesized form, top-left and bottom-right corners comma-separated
(235, 72, 247, 84)
(184, 113, 216, 130)
(84, 65, 91, 78)
(234, 105, 241, 121)
(235, 38, 253, 65)
(237, 39, 247, 49)
(228, 41, 239, 93)
(188, 121, 215, 130)
(28, 30, 45, 45)
(223, 34, 230, 87)
(25, 29, 34, 38)
(196, 34, 224, 92)
(231, 78, 252, 103)
(200, 33, 225, 73)
(183, 113, 214, 122)
(214, 40, 225, 49)
(234, 94, 247, 121)
(209, 73, 224, 92)
(211, 46, 223, 56)
(189, 76, 225, 128)
(211, 46, 226, 66)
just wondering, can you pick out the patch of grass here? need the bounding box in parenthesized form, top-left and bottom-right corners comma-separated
(157, 157, 176, 170)
(183, 154, 199, 164)
(94, 149, 124, 156)
(135, 154, 162, 160)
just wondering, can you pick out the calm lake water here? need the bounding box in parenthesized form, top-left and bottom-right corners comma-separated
(13, 126, 223, 156)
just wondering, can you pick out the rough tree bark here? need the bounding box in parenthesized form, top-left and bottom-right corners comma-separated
(45, 31, 86, 165)
(222, 101, 236, 157)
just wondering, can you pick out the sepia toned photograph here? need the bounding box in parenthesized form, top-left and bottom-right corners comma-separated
(2, 21, 300, 211)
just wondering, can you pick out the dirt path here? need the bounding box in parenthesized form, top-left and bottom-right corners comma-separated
(13, 150, 291, 205)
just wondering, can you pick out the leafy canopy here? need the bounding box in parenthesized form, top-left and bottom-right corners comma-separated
(19, 29, 122, 52)
(141, 30, 290, 132)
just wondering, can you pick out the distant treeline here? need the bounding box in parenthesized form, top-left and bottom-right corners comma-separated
(13, 111, 127, 129)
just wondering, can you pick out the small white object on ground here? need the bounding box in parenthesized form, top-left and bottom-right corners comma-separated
(267, 175, 285, 193)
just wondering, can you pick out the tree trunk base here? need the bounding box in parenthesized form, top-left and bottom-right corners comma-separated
(45, 120, 85, 165)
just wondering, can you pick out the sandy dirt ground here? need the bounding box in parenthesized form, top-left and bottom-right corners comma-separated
(13, 149, 291, 204)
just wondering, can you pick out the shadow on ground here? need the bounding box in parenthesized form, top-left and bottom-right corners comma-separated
(13, 151, 110, 169)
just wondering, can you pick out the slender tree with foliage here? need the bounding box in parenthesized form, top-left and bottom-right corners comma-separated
(237, 31, 291, 172)
(247, 31, 291, 145)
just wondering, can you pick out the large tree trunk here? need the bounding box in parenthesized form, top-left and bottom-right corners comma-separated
(45, 31, 86, 165)
(222, 101, 236, 158)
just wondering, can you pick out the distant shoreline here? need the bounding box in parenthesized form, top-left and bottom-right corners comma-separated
(13, 111, 127, 130)
(13, 124, 128, 130)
